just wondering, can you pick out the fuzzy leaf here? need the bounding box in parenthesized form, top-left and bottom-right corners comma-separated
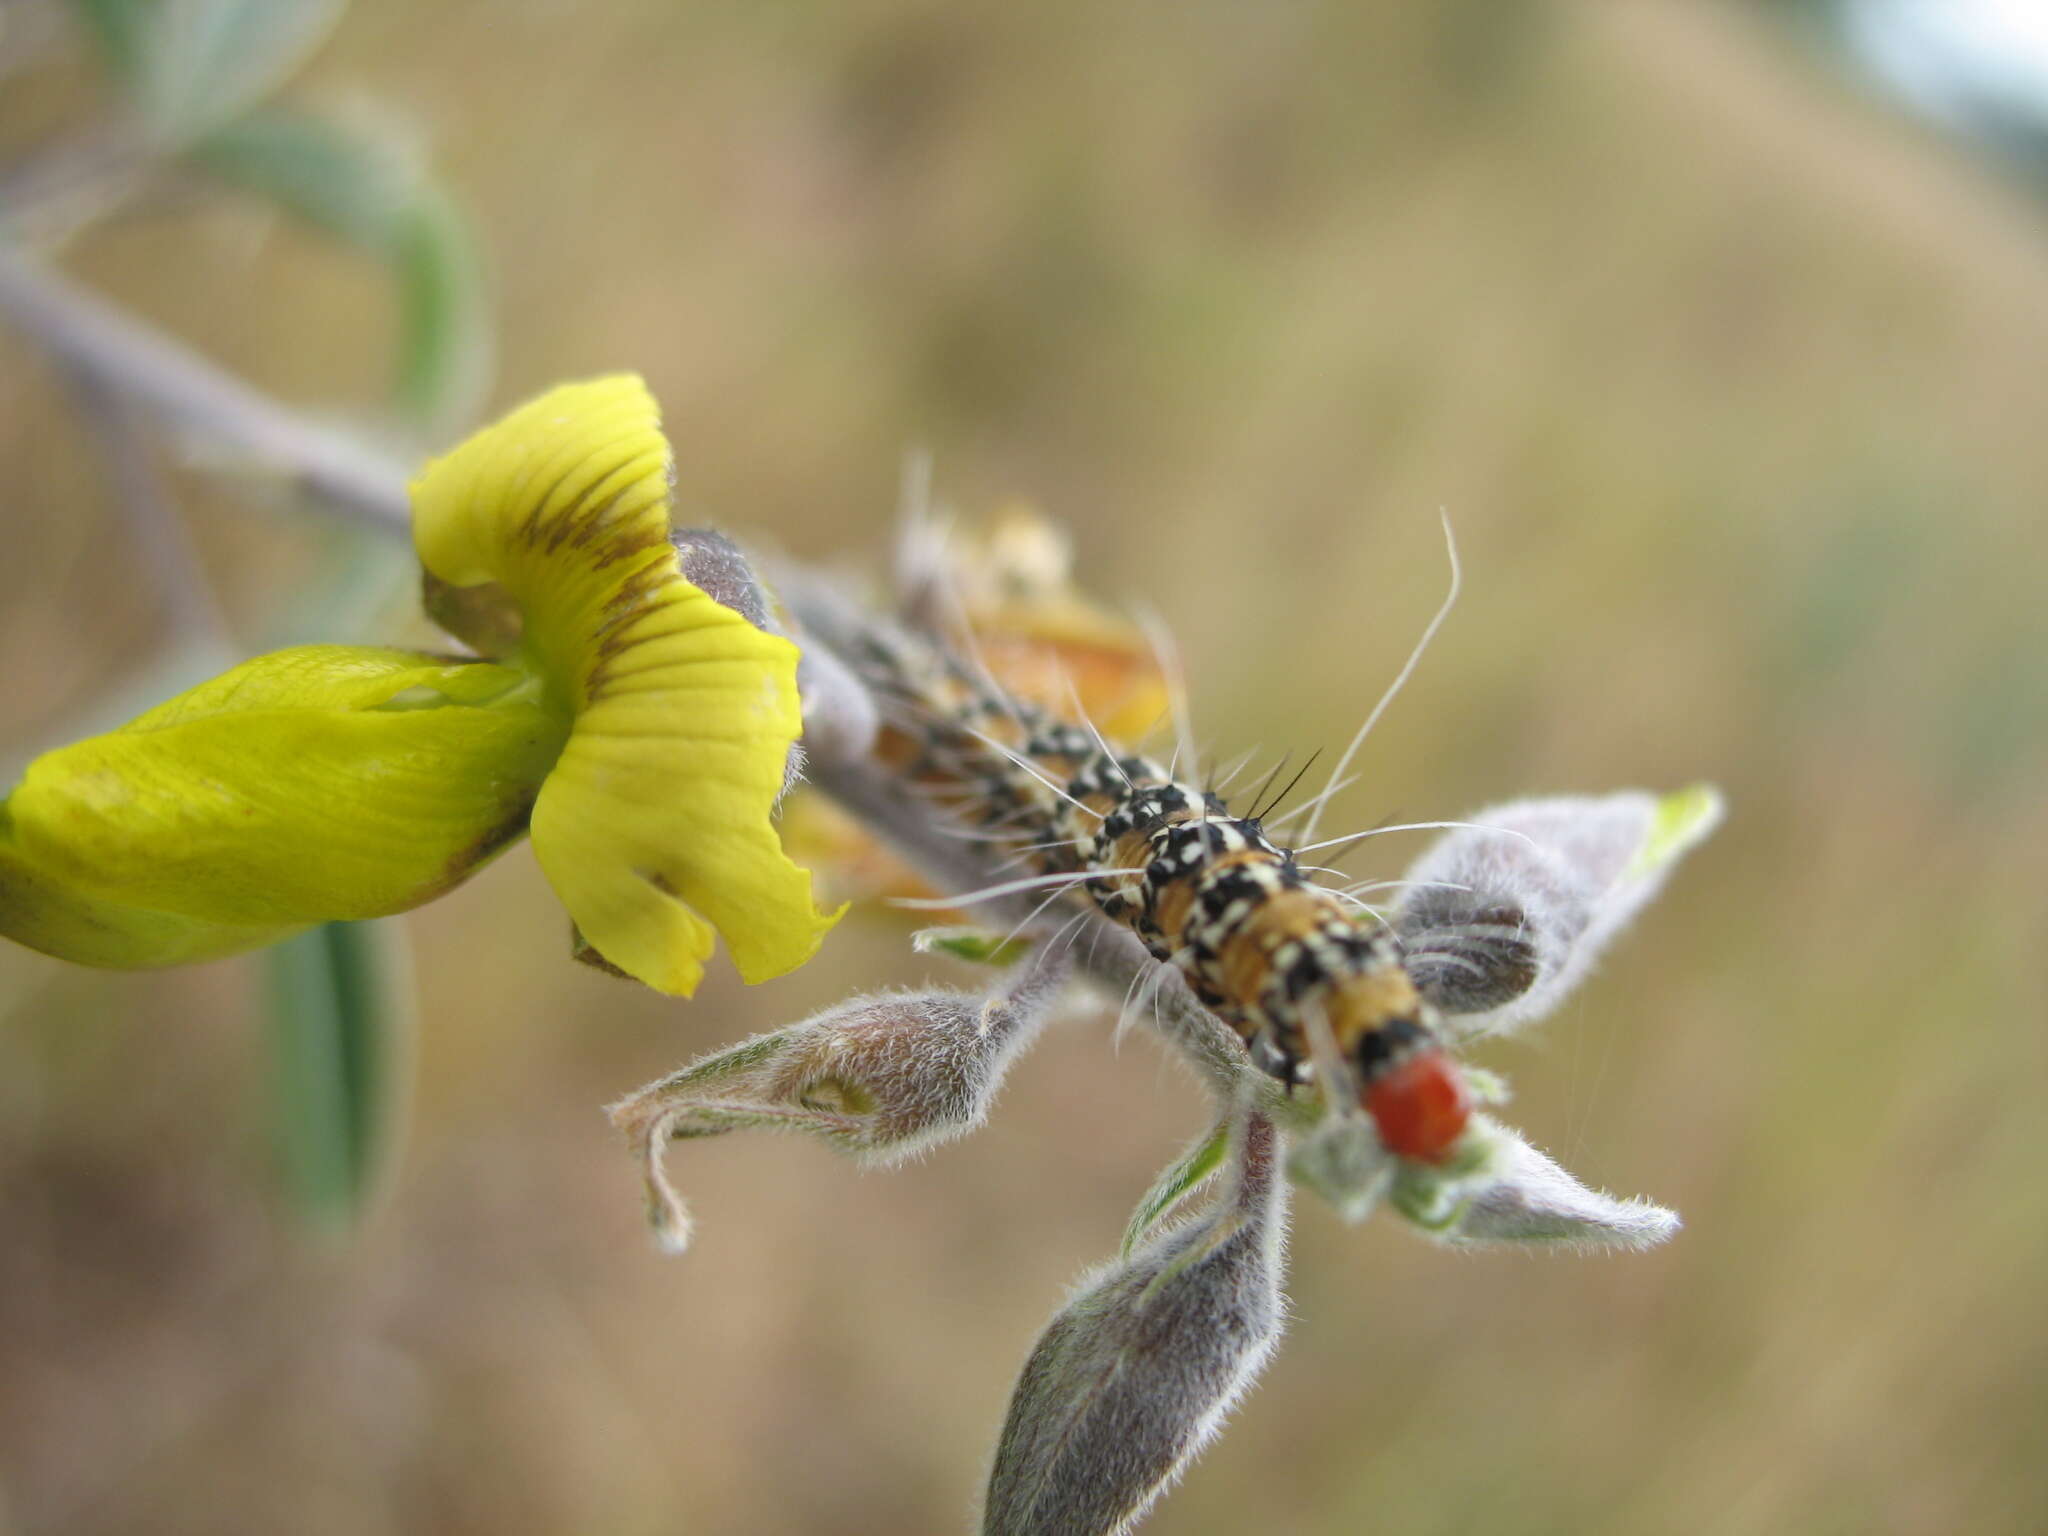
(1392, 1117, 1680, 1251)
(609, 945, 1071, 1253)
(985, 1112, 1287, 1536)
(1395, 786, 1723, 1040)
(1121, 1117, 1230, 1259)
(1284, 1111, 1395, 1224)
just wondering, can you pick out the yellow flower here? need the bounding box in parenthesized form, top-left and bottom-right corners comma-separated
(1, 646, 561, 967)
(410, 374, 839, 994)
(1, 376, 839, 995)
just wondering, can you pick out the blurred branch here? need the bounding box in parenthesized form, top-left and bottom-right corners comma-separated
(0, 244, 412, 533)
(0, 126, 152, 248)
(0, 0, 69, 82)
(60, 364, 233, 648)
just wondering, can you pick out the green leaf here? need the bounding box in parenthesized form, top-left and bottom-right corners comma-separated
(69, 0, 344, 143)
(265, 917, 411, 1230)
(194, 104, 413, 243)
(1628, 782, 1725, 879)
(1460, 1065, 1512, 1106)
(69, 0, 153, 86)
(195, 107, 491, 431)
(389, 184, 490, 430)
(911, 924, 1032, 966)
(1120, 1118, 1230, 1259)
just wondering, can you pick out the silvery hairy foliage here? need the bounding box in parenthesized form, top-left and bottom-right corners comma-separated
(1396, 786, 1722, 1045)
(609, 940, 1071, 1253)
(984, 1109, 1286, 1536)
(605, 553, 1721, 1535)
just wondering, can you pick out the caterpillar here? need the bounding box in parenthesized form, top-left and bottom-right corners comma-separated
(795, 531, 1474, 1165)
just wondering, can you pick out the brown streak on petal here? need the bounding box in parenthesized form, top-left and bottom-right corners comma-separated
(514, 460, 586, 549)
(437, 799, 536, 894)
(589, 521, 665, 569)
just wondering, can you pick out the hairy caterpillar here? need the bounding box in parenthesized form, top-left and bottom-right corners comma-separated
(792, 521, 1476, 1164)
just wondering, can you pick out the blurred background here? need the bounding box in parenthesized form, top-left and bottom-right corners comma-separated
(2, 1, 2045, 1532)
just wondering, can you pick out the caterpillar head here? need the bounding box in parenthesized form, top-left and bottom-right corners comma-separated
(1354, 1013, 1472, 1164)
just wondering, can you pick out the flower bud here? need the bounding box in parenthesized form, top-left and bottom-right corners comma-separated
(984, 1111, 1287, 1536)
(608, 944, 1071, 1252)
(0, 646, 562, 967)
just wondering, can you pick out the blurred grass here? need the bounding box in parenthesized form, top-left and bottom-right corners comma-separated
(2, 1, 2045, 1533)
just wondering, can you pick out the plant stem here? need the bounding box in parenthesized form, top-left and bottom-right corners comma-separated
(0, 244, 412, 533)
(60, 364, 234, 649)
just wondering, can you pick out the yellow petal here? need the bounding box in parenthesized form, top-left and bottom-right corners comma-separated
(3, 646, 564, 948)
(0, 811, 302, 968)
(410, 375, 839, 995)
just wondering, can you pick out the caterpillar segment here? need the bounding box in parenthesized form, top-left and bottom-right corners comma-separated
(844, 625, 1473, 1163)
